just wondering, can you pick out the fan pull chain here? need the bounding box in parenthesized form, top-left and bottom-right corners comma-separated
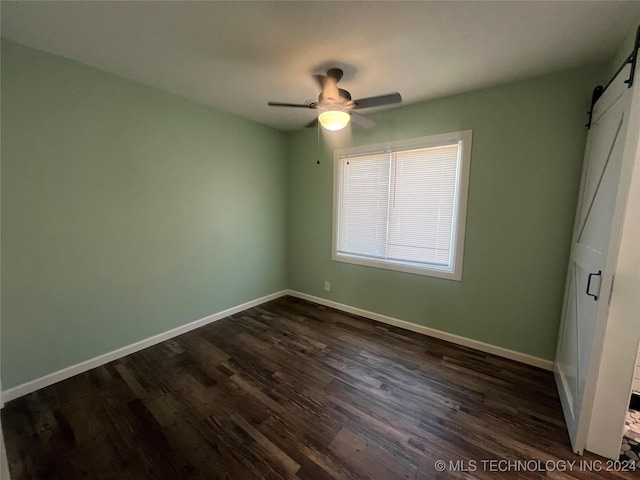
(316, 121, 320, 165)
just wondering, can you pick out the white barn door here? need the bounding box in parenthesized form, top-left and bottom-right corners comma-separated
(555, 62, 637, 453)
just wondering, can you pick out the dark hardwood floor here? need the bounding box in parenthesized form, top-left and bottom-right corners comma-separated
(2, 296, 636, 479)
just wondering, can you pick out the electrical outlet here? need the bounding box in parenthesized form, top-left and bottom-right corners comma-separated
(324, 282, 331, 292)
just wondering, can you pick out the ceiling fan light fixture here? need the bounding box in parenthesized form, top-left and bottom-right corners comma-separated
(318, 110, 350, 131)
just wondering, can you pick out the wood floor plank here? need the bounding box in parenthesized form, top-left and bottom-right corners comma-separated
(2, 296, 636, 479)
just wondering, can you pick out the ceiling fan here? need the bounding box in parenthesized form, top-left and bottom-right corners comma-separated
(268, 68, 402, 130)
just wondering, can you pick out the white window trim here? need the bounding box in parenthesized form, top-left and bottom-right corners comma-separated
(331, 130, 472, 281)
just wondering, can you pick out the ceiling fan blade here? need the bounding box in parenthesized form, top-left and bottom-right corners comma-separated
(305, 118, 318, 128)
(268, 102, 316, 108)
(352, 93, 402, 109)
(350, 112, 375, 128)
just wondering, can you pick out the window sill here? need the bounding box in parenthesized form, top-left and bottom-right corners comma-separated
(332, 252, 462, 281)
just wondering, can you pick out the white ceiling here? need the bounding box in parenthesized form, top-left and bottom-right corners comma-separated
(2, 1, 639, 131)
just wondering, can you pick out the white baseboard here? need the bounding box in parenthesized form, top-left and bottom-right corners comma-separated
(2, 288, 554, 405)
(1, 290, 289, 404)
(285, 290, 554, 371)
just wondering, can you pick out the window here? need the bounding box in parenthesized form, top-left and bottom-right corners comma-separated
(332, 130, 472, 280)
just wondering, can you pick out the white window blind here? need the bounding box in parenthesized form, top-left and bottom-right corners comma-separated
(387, 145, 459, 267)
(333, 131, 471, 279)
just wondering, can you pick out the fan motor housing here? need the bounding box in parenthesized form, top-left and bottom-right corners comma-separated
(319, 88, 352, 105)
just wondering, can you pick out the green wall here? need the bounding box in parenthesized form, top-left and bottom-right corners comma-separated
(0, 35, 612, 390)
(287, 65, 604, 361)
(1, 40, 288, 389)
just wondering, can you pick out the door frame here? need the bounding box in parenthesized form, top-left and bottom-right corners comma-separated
(554, 61, 640, 456)
(584, 64, 640, 459)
